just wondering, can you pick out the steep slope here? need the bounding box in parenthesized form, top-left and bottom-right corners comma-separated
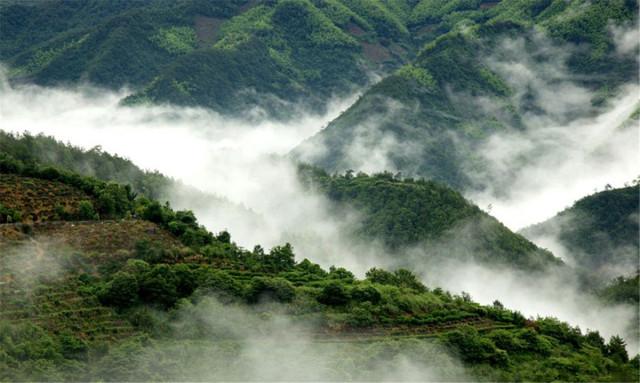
(299, 165, 562, 270)
(1, 149, 637, 381)
(521, 184, 639, 277)
(293, 0, 639, 189)
(0, 0, 420, 117)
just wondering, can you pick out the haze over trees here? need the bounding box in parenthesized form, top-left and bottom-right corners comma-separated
(0, 0, 638, 381)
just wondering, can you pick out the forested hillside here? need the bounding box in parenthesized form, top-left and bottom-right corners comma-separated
(299, 164, 561, 270)
(0, 130, 259, 228)
(0, 132, 561, 272)
(1, 0, 432, 117)
(0, 152, 637, 381)
(1, 1, 638, 381)
(293, 0, 639, 189)
(522, 184, 639, 278)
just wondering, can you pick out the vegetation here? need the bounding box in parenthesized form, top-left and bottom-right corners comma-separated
(299, 164, 561, 270)
(293, 0, 639, 189)
(522, 184, 639, 277)
(0, 0, 418, 116)
(0, 153, 637, 381)
(1, 1, 639, 380)
(598, 274, 640, 306)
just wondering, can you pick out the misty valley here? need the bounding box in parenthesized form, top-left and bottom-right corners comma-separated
(0, 0, 638, 382)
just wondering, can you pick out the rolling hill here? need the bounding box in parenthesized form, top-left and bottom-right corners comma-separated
(0, 131, 562, 271)
(299, 164, 562, 270)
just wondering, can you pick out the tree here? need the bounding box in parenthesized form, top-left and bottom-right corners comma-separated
(393, 269, 426, 291)
(246, 277, 296, 303)
(317, 281, 350, 306)
(365, 267, 396, 285)
(606, 335, 629, 363)
(138, 264, 179, 308)
(328, 266, 355, 282)
(351, 285, 381, 304)
(99, 271, 139, 308)
(267, 243, 295, 272)
(77, 200, 98, 220)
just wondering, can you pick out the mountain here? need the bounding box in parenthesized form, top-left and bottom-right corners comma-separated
(299, 164, 562, 270)
(0, 132, 561, 271)
(0, 0, 428, 117)
(0, 151, 637, 381)
(292, 0, 639, 189)
(521, 184, 640, 279)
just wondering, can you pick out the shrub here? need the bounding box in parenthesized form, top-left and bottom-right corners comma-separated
(98, 271, 139, 309)
(77, 200, 98, 220)
(444, 326, 509, 366)
(138, 265, 179, 308)
(351, 285, 382, 304)
(246, 277, 296, 303)
(317, 281, 350, 306)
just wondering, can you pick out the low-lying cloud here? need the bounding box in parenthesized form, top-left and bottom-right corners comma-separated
(1, 56, 638, 357)
(90, 295, 468, 381)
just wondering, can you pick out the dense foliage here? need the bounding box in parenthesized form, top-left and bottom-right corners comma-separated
(293, 0, 639, 189)
(0, 157, 638, 381)
(299, 164, 561, 270)
(0, 131, 171, 199)
(522, 184, 640, 277)
(0, 0, 421, 116)
(598, 274, 640, 306)
(0, 152, 215, 248)
(0, 131, 254, 224)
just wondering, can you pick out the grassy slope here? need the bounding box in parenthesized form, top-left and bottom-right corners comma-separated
(294, 0, 639, 188)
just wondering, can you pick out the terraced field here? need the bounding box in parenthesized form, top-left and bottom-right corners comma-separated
(0, 277, 135, 342)
(0, 174, 94, 222)
(0, 218, 182, 342)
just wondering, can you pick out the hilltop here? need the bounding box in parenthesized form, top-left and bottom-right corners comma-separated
(299, 164, 561, 270)
(521, 184, 640, 279)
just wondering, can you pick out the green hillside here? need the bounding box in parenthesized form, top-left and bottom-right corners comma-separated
(521, 184, 639, 277)
(0, 0, 427, 116)
(299, 164, 561, 270)
(0, 152, 637, 381)
(0, 132, 561, 271)
(0, 130, 259, 226)
(293, 0, 639, 189)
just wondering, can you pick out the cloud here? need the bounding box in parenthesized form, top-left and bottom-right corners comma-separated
(90, 295, 470, 381)
(416, 258, 639, 354)
(461, 30, 640, 230)
(610, 22, 640, 57)
(0, 236, 68, 295)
